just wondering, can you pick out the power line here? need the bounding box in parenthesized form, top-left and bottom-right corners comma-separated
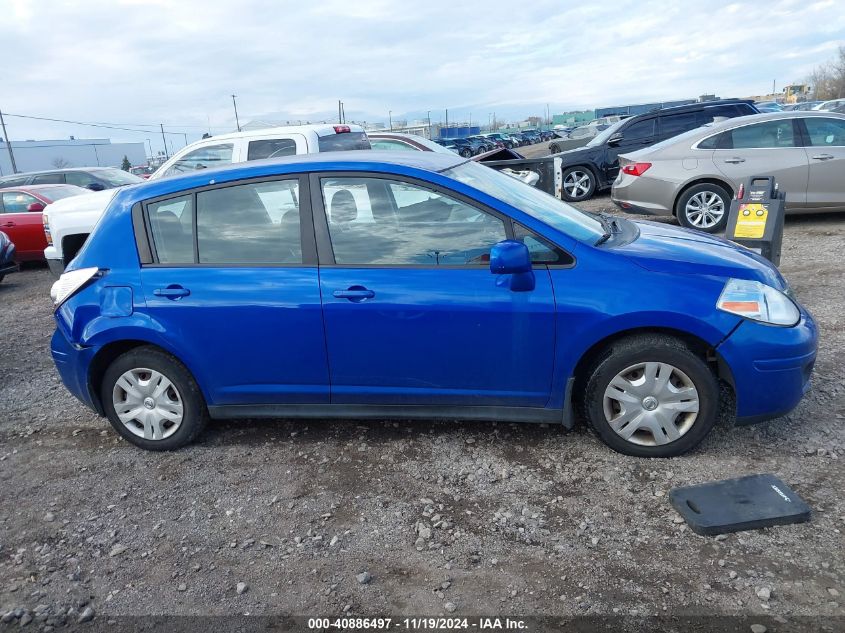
(1, 112, 224, 135)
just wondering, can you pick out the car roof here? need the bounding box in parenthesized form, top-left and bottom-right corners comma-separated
(620, 98, 756, 121)
(194, 123, 366, 143)
(0, 167, 119, 180)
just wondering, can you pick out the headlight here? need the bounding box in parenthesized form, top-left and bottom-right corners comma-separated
(717, 278, 800, 326)
(50, 267, 100, 306)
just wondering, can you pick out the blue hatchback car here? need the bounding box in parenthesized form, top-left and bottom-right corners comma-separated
(49, 152, 817, 457)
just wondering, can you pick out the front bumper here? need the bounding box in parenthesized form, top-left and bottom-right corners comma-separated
(717, 309, 818, 424)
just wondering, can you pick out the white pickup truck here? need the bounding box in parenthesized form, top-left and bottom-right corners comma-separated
(44, 123, 370, 274)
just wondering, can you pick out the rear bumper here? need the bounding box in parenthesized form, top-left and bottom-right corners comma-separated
(717, 310, 818, 424)
(611, 175, 675, 216)
(51, 325, 99, 412)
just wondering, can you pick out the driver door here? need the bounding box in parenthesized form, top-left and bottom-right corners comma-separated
(313, 174, 556, 407)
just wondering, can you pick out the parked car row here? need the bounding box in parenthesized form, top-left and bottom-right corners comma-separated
(612, 111, 845, 232)
(551, 99, 760, 201)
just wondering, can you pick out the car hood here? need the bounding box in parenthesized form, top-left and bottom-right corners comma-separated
(45, 188, 117, 215)
(615, 220, 787, 290)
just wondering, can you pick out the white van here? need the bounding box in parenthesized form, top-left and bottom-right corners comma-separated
(44, 124, 370, 274)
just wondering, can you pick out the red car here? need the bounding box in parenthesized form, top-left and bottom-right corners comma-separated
(0, 184, 88, 262)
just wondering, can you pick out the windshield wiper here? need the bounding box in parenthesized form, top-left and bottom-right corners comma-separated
(594, 214, 622, 246)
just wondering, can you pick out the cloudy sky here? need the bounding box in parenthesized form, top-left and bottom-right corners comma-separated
(1, 0, 843, 155)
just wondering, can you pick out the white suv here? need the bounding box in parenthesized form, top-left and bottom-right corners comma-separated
(44, 124, 370, 274)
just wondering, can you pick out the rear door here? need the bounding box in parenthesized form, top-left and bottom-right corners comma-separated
(711, 118, 809, 207)
(0, 190, 46, 258)
(138, 175, 329, 407)
(313, 173, 556, 407)
(800, 116, 845, 210)
(245, 135, 305, 160)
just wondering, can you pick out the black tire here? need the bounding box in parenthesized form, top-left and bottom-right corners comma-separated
(459, 148, 472, 158)
(561, 166, 596, 202)
(101, 345, 208, 451)
(675, 183, 731, 233)
(549, 143, 561, 154)
(580, 335, 719, 458)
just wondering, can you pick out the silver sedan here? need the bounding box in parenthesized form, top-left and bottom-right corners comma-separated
(611, 111, 845, 232)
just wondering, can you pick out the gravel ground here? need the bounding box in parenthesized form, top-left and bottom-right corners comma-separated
(0, 199, 843, 630)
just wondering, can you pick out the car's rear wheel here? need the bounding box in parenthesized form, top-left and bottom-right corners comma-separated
(581, 335, 719, 457)
(460, 148, 472, 158)
(561, 167, 596, 201)
(676, 183, 730, 233)
(102, 346, 208, 451)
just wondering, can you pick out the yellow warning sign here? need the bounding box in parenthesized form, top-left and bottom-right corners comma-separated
(733, 203, 768, 239)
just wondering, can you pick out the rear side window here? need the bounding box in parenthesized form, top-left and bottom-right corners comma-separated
(196, 180, 301, 264)
(698, 131, 731, 150)
(659, 112, 703, 138)
(621, 118, 655, 141)
(148, 195, 194, 264)
(247, 138, 297, 160)
(31, 173, 65, 184)
(317, 132, 371, 152)
(0, 177, 28, 187)
(731, 120, 796, 148)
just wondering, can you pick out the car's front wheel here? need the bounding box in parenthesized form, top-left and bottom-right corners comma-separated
(676, 183, 731, 233)
(102, 346, 208, 451)
(581, 335, 719, 457)
(561, 166, 596, 202)
(459, 148, 472, 158)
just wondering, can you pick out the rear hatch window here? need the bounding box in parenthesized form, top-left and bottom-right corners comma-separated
(317, 131, 371, 152)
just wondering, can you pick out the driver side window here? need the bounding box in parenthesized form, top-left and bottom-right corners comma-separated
(321, 177, 507, 266)
(163, 144, 234, 178)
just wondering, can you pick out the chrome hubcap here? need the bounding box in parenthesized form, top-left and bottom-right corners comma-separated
(564, 170, 591, 198)
(112, 368, 184, 441)
(603, 362, 700, 446)
(685, 191, 725, 228)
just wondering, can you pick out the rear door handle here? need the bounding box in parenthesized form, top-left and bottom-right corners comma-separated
(333, 286, 375, 302)
(724, 157, 745, 164)
(153, 286, 190, 299)
(811, 154, 834, 161)
(1, 221, 15, 227)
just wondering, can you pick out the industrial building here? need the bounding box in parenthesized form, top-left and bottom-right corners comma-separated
(0, 137, 147, 177)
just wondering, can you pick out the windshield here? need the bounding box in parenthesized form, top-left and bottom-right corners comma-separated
(443, 161, 605, 243)
(585, 119, 627, 147)
(94, 169, 144, 186)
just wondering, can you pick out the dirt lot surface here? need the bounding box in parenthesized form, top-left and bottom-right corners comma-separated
(0, 197, 843, 631)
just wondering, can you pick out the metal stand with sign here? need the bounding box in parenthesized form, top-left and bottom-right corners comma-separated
(725, 176, 785, 267)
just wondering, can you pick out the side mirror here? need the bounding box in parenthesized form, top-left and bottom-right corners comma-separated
(27, 202, 45, 212)
(607, 132, 624, 146)
(490, 240, 534, 292)
(85, 182, 106, 191)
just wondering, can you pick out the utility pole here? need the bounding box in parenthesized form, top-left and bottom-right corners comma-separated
(341, 102, 346, 124)
(231, 94, 241, 132)
(160, 124, 169, 160)
(445, 108, 449, 129)
(389, 110, 393, 131)
(338, 100, 343, 124)
(183, 133, 188, 147)
(772, 79, 776, 96)
(0, 109, 18, 173)
(427, 110, 432, 139)
(145, 138, 152, 159)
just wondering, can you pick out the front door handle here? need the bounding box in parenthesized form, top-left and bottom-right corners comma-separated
(811, 154, 834, 161)
(724, 157, 745, 164)
(153, 286, 190, 299)
(333, 286, 375, 302)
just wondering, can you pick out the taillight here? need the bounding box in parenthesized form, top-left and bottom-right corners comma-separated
(621, 162, 652, 177)
(43, 213, 53, 246)
(333, 125, 351, 134)
(737, 182, 744, 199)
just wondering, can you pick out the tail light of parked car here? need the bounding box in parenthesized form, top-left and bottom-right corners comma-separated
(333, 125, 351, 133)
(622, 162, 652, 177)
(43, 213, 52, 246)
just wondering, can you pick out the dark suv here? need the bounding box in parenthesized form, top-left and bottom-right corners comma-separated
(0, 167, 143, 192)
(552, 100, 759, 201)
